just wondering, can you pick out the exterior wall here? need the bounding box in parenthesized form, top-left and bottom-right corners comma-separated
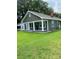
(48, 20, 61, 31)
(23, 12, 41, 22)
(54, 20, 59, 29)
(21, 12, 61, 32)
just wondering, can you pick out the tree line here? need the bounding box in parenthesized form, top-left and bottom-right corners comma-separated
(17, 0, 61, 24)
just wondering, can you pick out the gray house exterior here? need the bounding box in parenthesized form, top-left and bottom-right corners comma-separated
(18, 11, 61, 32)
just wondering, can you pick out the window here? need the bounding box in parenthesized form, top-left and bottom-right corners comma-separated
(51, 21, 54, 28)
(51, 21, 54, 24)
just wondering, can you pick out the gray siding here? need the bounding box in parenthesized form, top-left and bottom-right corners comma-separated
(23, 12, 41, 22)
(54, 21, 59, 28)
(48, 20, 60, 31)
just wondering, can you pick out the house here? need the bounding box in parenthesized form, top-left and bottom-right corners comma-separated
(17, 11, 61, 32)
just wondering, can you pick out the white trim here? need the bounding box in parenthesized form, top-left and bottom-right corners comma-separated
(47, 20, 49, 31)
(41, 20, 44, 31)
(22, 24, 24, 30)
(33, 22, 35, 31)
(27, 20, 48, 23)
(21, 11, 42, 23)
(21, 12, 29, 23)
(28, 22, 30, 30)
(28, 11, 42, 19)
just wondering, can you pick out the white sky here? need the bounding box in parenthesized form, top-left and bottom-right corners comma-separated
(43, 0, 61, 13)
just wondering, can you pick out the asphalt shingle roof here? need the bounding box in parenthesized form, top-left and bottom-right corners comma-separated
(29, 11, 53, 19)
(22, 11, 61, 22)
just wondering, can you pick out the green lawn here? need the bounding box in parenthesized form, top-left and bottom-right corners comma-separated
(17, 31, 61, 59)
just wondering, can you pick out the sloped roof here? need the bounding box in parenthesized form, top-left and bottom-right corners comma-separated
(21, 11, 61, 22)
(52, 17, 61, 21)
(28, 11, 53, 19)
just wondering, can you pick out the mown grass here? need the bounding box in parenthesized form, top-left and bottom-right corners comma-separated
(17, 31, 61, 59)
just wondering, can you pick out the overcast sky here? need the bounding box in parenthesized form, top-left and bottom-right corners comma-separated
(43, 0, 61, 13)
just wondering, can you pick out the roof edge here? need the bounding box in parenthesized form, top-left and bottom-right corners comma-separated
(21, 11, 43, 23)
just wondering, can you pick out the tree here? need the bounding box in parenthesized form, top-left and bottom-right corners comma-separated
(53, 12, 61, 18)
(17, 0, 53, 23)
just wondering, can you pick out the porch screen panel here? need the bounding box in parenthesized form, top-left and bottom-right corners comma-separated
(44, 21, 47, 31)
